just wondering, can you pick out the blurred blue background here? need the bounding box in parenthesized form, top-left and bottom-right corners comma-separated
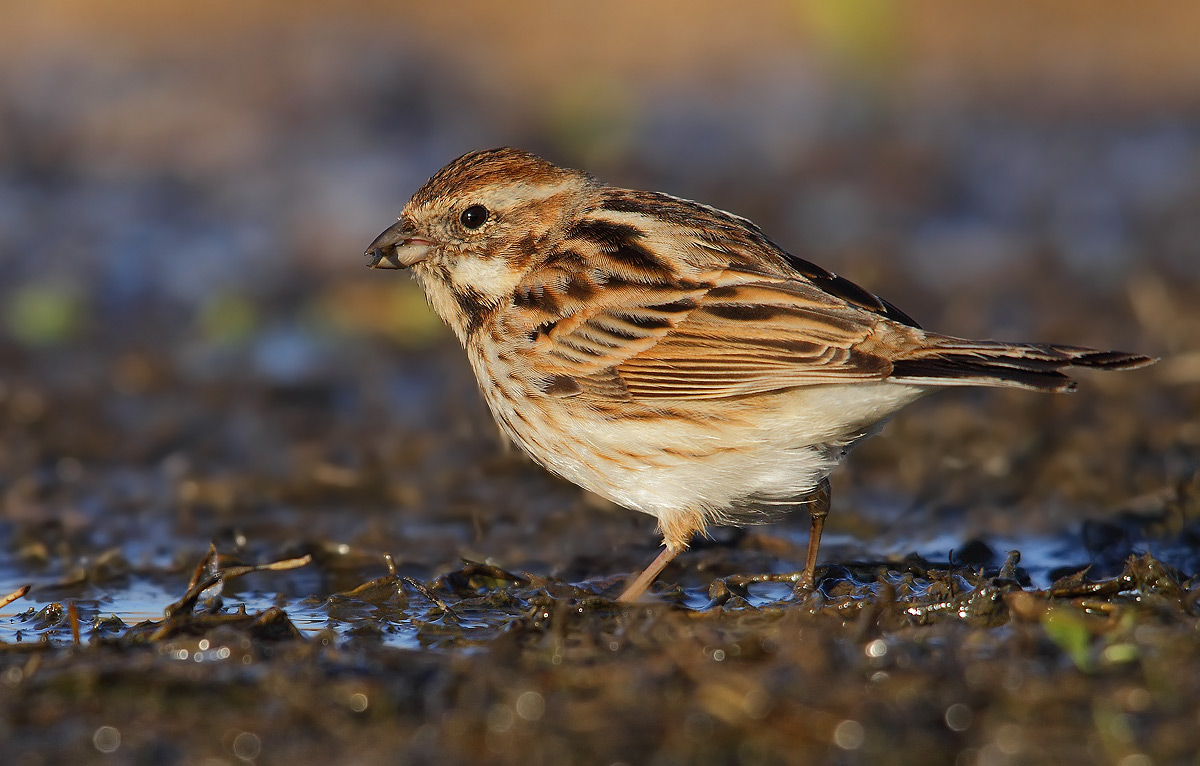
(2, 0, 1197, 361)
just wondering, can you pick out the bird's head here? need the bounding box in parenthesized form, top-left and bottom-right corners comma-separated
(366, 147, 592, 342)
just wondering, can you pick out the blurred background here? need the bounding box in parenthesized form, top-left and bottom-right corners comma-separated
(4, 0, 1199, 351)
(2, 0, 1197, 571)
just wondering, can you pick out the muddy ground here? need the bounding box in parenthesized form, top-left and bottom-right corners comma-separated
(4, 266, 1196, 766)
(3, 3, 1200, 765)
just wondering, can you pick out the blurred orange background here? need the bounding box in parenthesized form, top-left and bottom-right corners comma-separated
(2, 0, 1197, 349)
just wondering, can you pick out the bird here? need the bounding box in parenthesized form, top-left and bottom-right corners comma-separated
(364, 147, 1154, 603)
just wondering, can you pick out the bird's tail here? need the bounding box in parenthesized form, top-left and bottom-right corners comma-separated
(888, 336, 1155, 393)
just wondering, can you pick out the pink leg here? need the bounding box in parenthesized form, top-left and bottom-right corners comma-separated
(617, 546, 681, 603)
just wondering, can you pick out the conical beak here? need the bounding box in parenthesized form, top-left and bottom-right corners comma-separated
(365, 221, 432, 269)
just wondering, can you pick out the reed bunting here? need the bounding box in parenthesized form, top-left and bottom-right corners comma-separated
(365, 147, 1153, 602)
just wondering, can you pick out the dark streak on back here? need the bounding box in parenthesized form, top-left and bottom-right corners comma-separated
(566, 219, 672, 277)
(782, 253, 922, 329)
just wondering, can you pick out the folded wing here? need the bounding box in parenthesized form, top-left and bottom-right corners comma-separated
(526, 266, 905, 402)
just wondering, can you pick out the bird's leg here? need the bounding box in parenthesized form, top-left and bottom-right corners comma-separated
(616, 545, 682, 603)
(617, 510, 703, 602)
(797, 477, 832, 591)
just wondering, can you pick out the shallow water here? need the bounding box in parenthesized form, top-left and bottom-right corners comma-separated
(5, 507, 1195, 647)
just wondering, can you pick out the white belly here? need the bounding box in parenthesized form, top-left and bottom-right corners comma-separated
(474, 353, 925, 526)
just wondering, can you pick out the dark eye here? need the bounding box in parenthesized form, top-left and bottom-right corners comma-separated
(460, 205, 488, 229)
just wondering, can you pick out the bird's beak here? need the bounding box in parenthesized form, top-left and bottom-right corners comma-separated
(365, 220, 432, 269)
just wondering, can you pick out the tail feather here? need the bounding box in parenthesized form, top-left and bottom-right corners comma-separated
(889, 338, 1155, 393)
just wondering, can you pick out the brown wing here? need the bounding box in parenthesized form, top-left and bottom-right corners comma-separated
(513, 199, 1151, 402)
(614, 279, 895, 400)
(514, 204, 920, 402)
(525, 270, 907, 402)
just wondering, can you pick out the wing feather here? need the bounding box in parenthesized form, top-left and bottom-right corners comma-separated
(528, 275, 901, 401)
(615, 282, 893, 399)
(514, 207, 914, 402)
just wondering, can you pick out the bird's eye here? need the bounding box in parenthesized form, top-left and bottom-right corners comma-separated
(460, 205, 489, 229)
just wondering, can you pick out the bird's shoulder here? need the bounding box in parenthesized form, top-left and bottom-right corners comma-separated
(522, 185, 921, 331)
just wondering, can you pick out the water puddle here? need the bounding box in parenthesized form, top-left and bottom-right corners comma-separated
(4, 515, 1192, 651)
